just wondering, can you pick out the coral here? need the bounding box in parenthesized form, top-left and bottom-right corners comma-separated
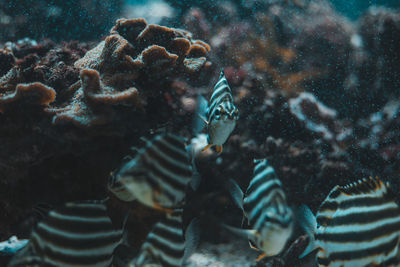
(1, 1, 400, 266)
(289, 92, 338, 141)
(44, 17, 211, 128)
(46, 69, 140, 127)
(75, 18, 210, 80)
(0, 82, 56, 113)
(176, 4, 321, 100)
(346, 7, 400, 117)
(0, 18, 211, 258)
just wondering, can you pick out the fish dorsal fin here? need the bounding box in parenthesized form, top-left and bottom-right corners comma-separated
(327, 177, 388, 200)
(317, 177, 392, 226)
(219, 69, 225, 80)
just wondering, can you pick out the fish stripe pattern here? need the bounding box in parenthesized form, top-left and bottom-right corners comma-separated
(244, 160, 289, 231)
(138, 134, 192, 205)
(207, 71, 234, 123)
(28, 201, 123, 267)
(109, 133, 193, 209)
(135, 209, 186, 267)
(315, 177, 400, 267)
(240, 159, 293, 256)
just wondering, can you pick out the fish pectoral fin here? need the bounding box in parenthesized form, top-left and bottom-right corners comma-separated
(256, 252, 267, 261)
(222, 224, 257, 241)
(202, 144, 213, 152)
(249, 241, 259, 251)
(198, 114, 209, 125)
(225, 179, 244, 211)
(215, 145, 223, 154)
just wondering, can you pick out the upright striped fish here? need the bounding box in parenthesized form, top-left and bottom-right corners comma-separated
(243, 159, 294, 257)
(9, 201, 123, 267)
(108, 133, 193, 213)
(226, 159, 294, 260)
(200, 71, 239, 154)
(312, 177, 400, 266)
(132, 209, 198, 267)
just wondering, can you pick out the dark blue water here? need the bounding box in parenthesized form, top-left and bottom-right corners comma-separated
(331, 0, 400, 19)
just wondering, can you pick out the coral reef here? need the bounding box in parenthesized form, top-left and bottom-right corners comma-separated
(1, 0, 400, 266)
(0, 82, 55, 113)
(0, 18, 210, 261)
(46, 18, 211, 128)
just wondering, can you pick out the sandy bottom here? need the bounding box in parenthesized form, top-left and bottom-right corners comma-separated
(185, 239, 259, 267)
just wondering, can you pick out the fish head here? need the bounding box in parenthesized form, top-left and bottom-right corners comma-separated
(208, 102, 238, 145)
(109, 159, 149, 202)
(213, 102, 239, 122)
(108, 171, 136, 202)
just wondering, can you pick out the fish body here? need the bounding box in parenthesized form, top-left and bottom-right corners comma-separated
(200, 71, 239, 154)
(10, 201, 123, 267)
(243, 159, 294, 256)
(132, 209, 198, 267)
(225, 159, 294, 258)
(109, 133, 193, 212)
(314, 177, 400, 266)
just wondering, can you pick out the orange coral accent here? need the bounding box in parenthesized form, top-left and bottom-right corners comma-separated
(0, 82, 56, 113)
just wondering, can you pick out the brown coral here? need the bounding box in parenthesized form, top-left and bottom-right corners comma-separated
(46, 18, 211, 128)
(45, 69, 140, 127)
(0, 82, 55, 113)
(75, 18, 210, 87)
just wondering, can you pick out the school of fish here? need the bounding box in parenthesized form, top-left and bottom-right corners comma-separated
(6, 71, 400, 267)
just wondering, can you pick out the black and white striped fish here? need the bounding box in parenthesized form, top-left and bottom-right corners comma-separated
(301, 177, 400, 267)
(198, 71, 239, 154)
(108, 133, 193, 213)
(9, 201, 123, 267)
(226, 159, 294, 259)
(132, 209, 199, 267)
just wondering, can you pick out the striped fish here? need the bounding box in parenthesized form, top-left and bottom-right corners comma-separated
(200, 71, 239, 154)
(108, 133, 193, 213)
(132, 209, 198, 267)
(314, 177, 400, 266)
(226, 159, 294, 260)
(243, 159, 294, 257)
(9, 201, 123, 267)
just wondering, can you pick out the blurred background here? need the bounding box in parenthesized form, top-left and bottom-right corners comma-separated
(0, 0, 399, 41)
